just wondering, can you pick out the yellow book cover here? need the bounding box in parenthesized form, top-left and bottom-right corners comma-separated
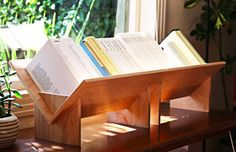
(84, 37, 120, 75)
(83, 42, 104, 67)
(176, 31, 205, 64)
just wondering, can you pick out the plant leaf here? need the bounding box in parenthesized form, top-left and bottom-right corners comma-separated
(4, 98, 15, 102)
(9, 71, 16, 76)
(12, 102, 22, 108)
(12, 90, 22, 99)
(0, 105, 6, 118)
(184, 0, 202, 9)
(215, 16, 223, 29)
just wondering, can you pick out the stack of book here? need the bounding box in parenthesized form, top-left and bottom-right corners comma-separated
(26, 30, 205, 96)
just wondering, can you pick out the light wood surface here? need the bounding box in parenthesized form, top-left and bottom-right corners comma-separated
(52, 62, 224, 121)
(10, 59, 225, 146)
(34, 100, 81, 146)
(8, 107, 236, 152)
(10, 60, 52, 123)
(150, 83, 161, 125)
(107, 85, 152, 128)
(171, 77, 212, 112)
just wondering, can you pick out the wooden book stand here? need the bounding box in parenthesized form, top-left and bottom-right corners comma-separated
(10, 60, 224, 146)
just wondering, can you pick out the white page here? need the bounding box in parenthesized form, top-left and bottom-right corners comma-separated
(116, 32, 173, 71)
(97, 38, 142, 74)
(26, 40, 79, 96)
(62, 38, 101, 78)
(160, 30, 204, 66)
(52, 38, 101, 83)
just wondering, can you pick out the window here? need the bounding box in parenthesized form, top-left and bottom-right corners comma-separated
(115, 0, 167, 42)
(0, 0, 117, 60)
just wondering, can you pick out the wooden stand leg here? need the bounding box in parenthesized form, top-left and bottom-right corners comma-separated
(35, 99, 81, 146)
(170, 77, 212, 112)
(150, 84, 161, 125)
(107, 84, 161, 128)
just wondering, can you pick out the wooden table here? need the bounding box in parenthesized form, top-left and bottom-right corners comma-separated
(7, 105, 236, 152)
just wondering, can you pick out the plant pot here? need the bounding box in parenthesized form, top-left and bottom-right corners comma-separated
(0, 114, 20, 149)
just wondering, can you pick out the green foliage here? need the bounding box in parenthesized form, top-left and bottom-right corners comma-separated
(185, 0, 236, 40)
(0, 0, 116, 40)
(84, 0, 117, 38)
(0, 53, 22, 118)
(184, 0, 236, 73)
(0, 105, 6, 117)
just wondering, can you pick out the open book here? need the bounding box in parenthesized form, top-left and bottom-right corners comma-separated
(160, 30, 205, 66)
(82, 33, 174, 75)
(26, 38, 101, 96)
(26, 30, 204, 95)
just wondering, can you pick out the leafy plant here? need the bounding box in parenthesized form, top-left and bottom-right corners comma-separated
(0, 53, 22, 118)
(184, 0, 236, 109)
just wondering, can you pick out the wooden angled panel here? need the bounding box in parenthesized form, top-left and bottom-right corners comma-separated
(10, 60, 53, 123)
(170, 77, 212, 112)
(39, 93, 68, 116)
(11, 60, 224, 120)
(35, 100, 81, 146)
(35, 61, 225, 122)
(160, 62, 224, 101)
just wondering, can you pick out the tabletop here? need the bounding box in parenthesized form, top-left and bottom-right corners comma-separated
(7, 105, 236, 152)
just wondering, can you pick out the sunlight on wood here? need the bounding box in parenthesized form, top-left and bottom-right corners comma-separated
(160, 115, 178, 124)
(51, 145, 64, 150)
(30, 142, 42, 148)
(103, 123, 137, 132)
(81, 116, 137, 144)
(81, 139, 93, 143)
(99, 131, 116, 136)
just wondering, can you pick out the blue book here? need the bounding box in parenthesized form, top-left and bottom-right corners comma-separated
(80, 42, 110, 76)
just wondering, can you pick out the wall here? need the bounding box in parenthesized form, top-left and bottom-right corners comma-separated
(166, 0, 236, 109)
(165, 0, 236, 151)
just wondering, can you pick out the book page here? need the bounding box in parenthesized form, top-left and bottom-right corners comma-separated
(116, 32, 173, 71)
(160, 30, 205, 66)
(26, 40, 79, 96)
(52, 38, 101, 80)
(97, 38, 142, 74)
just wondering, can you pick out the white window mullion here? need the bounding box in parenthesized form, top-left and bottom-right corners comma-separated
(156, 0, 167, 43)
(128, 0, 141, 32)
(139, 0, 157, 38)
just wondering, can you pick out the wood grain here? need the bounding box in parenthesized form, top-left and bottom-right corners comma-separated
(35, 100, 81, 146)
(150, 83, 161, 125)
(52, 61, 225, 122)
(107, 85, 151, 128)
(10, 59, 224, 147)
(170, 77, 212, 112)
(8, 107, 236, 152)
(10, 60, 53, 122)
(39, 93, 68, 118)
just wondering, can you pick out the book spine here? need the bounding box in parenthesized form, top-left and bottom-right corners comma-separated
(80, 42, 109, 76)
(84, 37, 120, 75)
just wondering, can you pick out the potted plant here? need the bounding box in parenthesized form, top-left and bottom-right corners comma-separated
(0, 58, 22, 149)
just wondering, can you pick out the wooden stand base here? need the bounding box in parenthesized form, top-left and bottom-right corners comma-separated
(10, 60, 225, 146)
